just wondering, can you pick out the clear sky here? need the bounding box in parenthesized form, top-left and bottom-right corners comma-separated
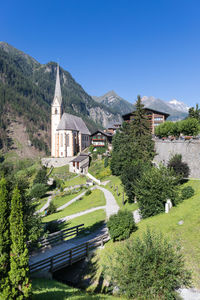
(1, 0, 200, 106)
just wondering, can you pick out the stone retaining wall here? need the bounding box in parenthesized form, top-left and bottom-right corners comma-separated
(154, 139, 200, 178)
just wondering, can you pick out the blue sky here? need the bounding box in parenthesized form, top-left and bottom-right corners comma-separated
(1, 0, 200, 106)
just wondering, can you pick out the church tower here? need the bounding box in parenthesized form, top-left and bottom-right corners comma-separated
(51, 64, 62, 157)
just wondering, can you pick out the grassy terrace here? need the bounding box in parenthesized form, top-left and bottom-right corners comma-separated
(64, 175, 87, 187)
(43, 189, 106, 223)
(32, 278, 124, 300)
(98, 179, 200, 288)
(52, 189, 83, 208)
(57, 209, 106, 232)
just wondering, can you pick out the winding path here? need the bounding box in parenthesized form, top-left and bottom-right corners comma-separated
(30, 185, 119, 266)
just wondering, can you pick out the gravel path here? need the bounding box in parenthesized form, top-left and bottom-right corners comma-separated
(30, 186, 119, 266)
(37, 194, 53, 214)
(98, 186, 119, 219)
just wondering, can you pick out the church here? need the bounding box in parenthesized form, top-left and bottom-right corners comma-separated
(51, 65, 91, 157)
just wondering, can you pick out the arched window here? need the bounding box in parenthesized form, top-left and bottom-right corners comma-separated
(55, 108, 58, 114)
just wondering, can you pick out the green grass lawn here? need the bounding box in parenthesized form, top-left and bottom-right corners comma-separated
(52, 190, 83, 208)
(50, 165, 76, 181)
(99, 179, 200, 288)
(43, 189, 106, 223)
(32, 278, 124, 300)
(64, 175, 87, 187)
(59, 209, 106, 233)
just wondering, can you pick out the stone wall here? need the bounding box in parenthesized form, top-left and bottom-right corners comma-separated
(42, 157, 74, 168)
(154, 139, 200, 178)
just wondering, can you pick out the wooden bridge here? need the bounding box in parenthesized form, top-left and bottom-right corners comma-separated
(29, 233, 109, 273)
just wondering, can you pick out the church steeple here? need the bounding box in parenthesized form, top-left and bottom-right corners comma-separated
(53, 64, 62, 105)
(51, 64, 62, 157)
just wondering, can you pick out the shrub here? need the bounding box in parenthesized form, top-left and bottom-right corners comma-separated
(44, 221, 60, 234)
(33, 166, 47, 184)
(85, 189, 91, 196)
(107, 210, 137, 241)
(30, 183, 48, 199)
(104, 156, 109, 168)
(168, 154, 190, 179)
(92, 153, 97, 160)
(104, 229, 191, 299)
(181, 186, 195, 199)
(47, 202, 57, 215)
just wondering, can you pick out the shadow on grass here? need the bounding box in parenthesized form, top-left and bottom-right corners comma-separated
(32, 278, 104, 299)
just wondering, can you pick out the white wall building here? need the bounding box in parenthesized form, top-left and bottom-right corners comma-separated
(51, 65, 90, 157)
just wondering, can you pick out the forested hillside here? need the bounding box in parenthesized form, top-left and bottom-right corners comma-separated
(0, 42, 120, 155)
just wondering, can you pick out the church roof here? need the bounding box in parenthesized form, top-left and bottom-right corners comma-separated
(57, 113, 90, 135)
(53, 64, 62, 105)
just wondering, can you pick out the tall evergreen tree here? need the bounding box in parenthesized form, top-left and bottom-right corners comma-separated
(9, 187, 31, 299)
(111, 95, 155, 177)
(0, 178, 11, 299)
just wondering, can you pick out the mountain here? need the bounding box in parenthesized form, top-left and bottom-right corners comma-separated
(141, 96, 189, 121)
(0, 42, 121, 156)
(168, 99, 190, 113)
(93, 91, 189, 121)
(92, 90, 134, 115)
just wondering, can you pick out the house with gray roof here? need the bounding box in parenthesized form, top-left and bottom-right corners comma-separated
(51, 65, 90, 157)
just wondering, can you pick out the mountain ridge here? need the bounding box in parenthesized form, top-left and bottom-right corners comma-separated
(0, 42, 121, 155)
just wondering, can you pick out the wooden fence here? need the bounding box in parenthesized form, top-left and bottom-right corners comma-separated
(37, 224, 84, 249)
(29, 233, 109, 274)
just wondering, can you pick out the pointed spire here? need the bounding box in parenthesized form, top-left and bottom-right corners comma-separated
(53, 64, 62, 105)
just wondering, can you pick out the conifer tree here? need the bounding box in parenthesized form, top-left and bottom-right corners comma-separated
(0, 177, 11, 299)
(9, 187, 31, 299)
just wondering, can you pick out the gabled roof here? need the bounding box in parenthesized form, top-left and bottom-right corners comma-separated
(70, 155, 88, 162)
(90, 129, 113, 137)
(122, 107, 170, 119)
(57, 113, 90, 135)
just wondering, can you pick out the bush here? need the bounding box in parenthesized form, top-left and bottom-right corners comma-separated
(85, 189, 91, 196)
(181, 186, 195, 199)
(44, 221, 60, 234)
(107, 210, 137, 241)
(92, 153, 97, 160)
(168, 154, 190, 179)
(30, 183, 48, 199)
(104, 229, 191, 299)
(47, 202, 57, 215)
(33, 166, 47, 184)
(104, 156, 109, 168)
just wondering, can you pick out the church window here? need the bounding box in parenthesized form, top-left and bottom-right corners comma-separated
(55, 108, 58, 114)
(61, 134, 63, 147)
(66, 134, 69, 146)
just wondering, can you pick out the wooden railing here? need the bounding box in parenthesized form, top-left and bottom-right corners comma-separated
(29, 233, 109, 273)
(37, 224, 84, 249)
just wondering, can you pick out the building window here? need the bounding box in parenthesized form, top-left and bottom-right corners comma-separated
(66, 134, 69, 146)
(77, 162, 79, 169)
(60, 133, 63, 147)
(55, 108, 58, 114)
(73, 161, 75, 167)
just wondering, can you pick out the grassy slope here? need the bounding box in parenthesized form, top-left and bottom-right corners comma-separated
(43, 189, 106, 223)
(64, 175, 87, 187)
(99, 180, 200, 288)
(32, 278, 124, 300)
(52, 190, 83, 208)
(59, 209, 106, 232)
